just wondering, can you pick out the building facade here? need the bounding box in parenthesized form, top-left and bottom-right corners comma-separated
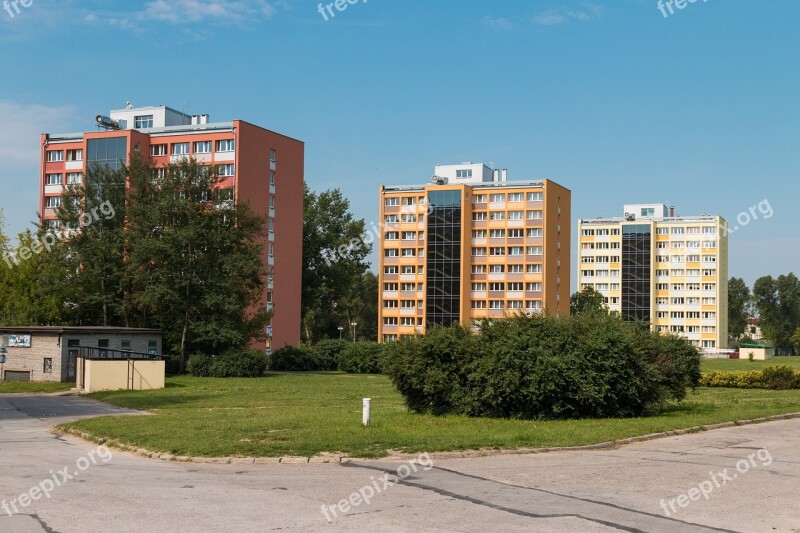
(0, 327, 162, 383)
(378, 164, 571, 342)
(38, 104, 304, 352)
(577, 204, 728, 349)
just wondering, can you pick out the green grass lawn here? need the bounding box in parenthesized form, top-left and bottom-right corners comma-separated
(701, 356, 800, 372)
(62, 374, 800, 458)
(0, 381, 74, 394)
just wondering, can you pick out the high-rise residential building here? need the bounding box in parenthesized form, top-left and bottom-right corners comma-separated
(577, 203, 728, 349)
(377, 163, 571, 342)
(38, 104, 304, 352)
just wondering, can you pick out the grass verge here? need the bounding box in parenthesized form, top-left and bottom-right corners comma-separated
(61, 374, 800, 458)
(701, 356, 800, 372)
(0, 381, 74, 394)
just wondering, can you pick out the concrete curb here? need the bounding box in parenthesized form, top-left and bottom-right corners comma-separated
(57, 411, 800, 466)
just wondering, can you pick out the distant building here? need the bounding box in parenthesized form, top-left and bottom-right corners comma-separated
(577, 204, 729, 349)
(38, 104, 304, 353)
(378, 163, 571, 341)
(746, 317, 764, 341)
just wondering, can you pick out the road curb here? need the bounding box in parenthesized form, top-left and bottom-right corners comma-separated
(57, 411, 800, 465)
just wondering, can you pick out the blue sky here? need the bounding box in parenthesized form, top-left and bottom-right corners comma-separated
(1, 0, 797, 290)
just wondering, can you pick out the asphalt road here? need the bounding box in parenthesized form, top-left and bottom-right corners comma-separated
(1, 394, 798, 533)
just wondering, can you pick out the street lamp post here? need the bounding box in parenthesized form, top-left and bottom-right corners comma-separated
(350, 322, 358, 343)
(338, 326, 344, 339)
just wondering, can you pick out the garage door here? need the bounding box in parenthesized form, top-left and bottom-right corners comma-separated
(3, 371, 31, 382)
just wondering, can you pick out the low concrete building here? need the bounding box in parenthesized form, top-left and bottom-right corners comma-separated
(0, 327, 162, 383)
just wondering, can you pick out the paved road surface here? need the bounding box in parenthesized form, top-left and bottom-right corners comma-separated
(1, 394, 798, 532)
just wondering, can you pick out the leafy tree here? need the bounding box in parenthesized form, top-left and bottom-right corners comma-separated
(55, 162, 128, 326)
(302, 185, 372, 343)
(792, 327, 800, 355)
(125, 155, 269, 371)
(570, 287, 606, 316)
(728, 277, 751, 342)
(753, 274, 800, 354)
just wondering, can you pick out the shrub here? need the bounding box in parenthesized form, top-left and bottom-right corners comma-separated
(268, 345, 318, 371)
(338, 341, 385, 374)
(312, 339, 349, 371)
(384, 312, 702, 420)
(187, 354, 214, 377)
(701, 366, 800, 389)
(187, 349, 267, 378)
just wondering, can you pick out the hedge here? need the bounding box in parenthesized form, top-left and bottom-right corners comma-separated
(700, 366, 800, 389)
(187, 349, 268, 378)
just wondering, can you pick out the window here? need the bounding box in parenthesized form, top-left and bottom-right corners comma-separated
(47, 150, 64, 162)
(527, 210, 543, 220)
(471, 265, 486, 274)
(473, 212, 487, 221)
(527, 228, 542, 238)
(195, 141, 212, 153)
(489, 300, 505, 309)
(269, 149, 277, 162)
(472, 230, 487, 239)
(402, 231, 416, 240)
(217, 139, 235, 152)
(527, 264, 542, 274)
(402, 214, 417, 223)
(509, 246, 523, 256)
(134, 115, 154, 129)
(489, 193, 505, 203)
(509, 229, 524, 238)
(121, 340, 132, 351)
(172, 143, 190, 155)
(217, 164, 235, 177)
(270, 172, 276, 187)
(385, 215, 399, 224)
(489, 264, 504, 273)
(508, 264, 523, 273)
(471, 300, 487, 309)
(471, 247, 486, 256)
(385, 232, 399, 240)
(401, 266, 415, 274)
(400, 300, 415, 309)
(43, 358, 53, 373)
(526, 282, 542, 292)
(66, 149, 83, 161)
(46, 196, 61, 208)
(473, 194, 487, 203)
(508, 301, 523, 310)
(384, 266, 398, 274)
(527, 192, 543, 202)
(98, 339, 110, 357)
(384, 283, 399, 292)
(456, 169, 473, 179)
(489, 247, 505, 256)
(384, 300, 398, 308)
(527, 246, 543, 255)
(384, 317, 398, 326)
(46, 174, 62, 185)
(489, 211, 505, 221)
(67, 173, 83, 185)
(508, 210, 523, 220)
(490, 229, 505, 238)
(508, 192, 523, 202)
(471, 283, 487, 291)
(384, 249, 398, 257)
(657, 227, 669, 235)
(641, 208, 655, 217)
(401, 248, 416, 257)
(507, 282, 523, 292)
(385, 197, 399, 207)
(150, 144, 167, 156)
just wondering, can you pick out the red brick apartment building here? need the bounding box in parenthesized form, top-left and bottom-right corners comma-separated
(38, 104, 303, 352)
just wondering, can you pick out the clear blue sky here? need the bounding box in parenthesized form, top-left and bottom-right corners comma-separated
(1, 0, 797, 290)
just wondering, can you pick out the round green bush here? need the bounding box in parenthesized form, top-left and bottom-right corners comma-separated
(187, 349, 267, 377)
(312, 339, 349, 371)
(187, 354, 214, 377)
(337, 341, 385, 374)
(269, 345, 318, 371)
(383, 312, 702, 420)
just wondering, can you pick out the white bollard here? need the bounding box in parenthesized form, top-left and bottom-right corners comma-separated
(362, 398, 371, 427)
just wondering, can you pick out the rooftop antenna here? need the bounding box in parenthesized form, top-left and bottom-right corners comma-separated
(181, 101, 191, 125)
(126, 101, 133, 109)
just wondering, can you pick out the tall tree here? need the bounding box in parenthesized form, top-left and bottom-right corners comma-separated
(126, 155, 269, 371)
(302, 184, 372, 343)
(570, 287, 606, 316)
(728, 277, 751, 342)
(752, 274, 800, 354)
(56, 162, 128, 326)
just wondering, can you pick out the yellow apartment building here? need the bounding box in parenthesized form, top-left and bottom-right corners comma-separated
(378, 163, 571, 342)
(577, 204, 728, 349)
